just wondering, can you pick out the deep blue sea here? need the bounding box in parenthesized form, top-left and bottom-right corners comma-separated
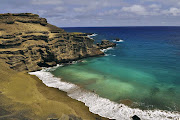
(52, 27, 180, 112)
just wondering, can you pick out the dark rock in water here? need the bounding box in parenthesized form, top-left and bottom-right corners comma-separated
(101, 40, 110, 45)
(86, 33, 94, 36)
(132, 115, 141, 120)
(115, 38, 120, 41)
(98, 40, 116, 49)
(115, 38, 124, 42)
(96, 43, 100, 46)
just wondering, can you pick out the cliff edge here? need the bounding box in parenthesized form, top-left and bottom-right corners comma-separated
(0, 13, 112, 71)
(0, 13, 110, 120)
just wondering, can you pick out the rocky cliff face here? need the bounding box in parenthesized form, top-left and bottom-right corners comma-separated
(0, 13, 115, 72)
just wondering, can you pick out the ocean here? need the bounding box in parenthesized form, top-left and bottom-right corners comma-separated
(30, 27, 180, 120)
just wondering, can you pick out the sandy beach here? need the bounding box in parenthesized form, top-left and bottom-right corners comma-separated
(0, 60, 107, 120)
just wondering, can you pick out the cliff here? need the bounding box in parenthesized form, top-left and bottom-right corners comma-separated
(0, 13, 111, 120)
(0, 13, 115, 72)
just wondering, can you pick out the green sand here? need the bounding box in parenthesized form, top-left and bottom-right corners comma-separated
(0, 60, 106, 119)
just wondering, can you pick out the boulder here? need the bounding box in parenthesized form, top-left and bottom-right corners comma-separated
(98, 40, 116, 49)
(115, 38, 120, 41)
(132, 115, 141, 120)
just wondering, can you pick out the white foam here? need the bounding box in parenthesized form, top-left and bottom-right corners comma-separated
(100, 47, 114, 52)
(88, 33, 98, 37)
(87, 33, 98, 38)
(29, 70, 180, 120)
(113, 39, 124, 43)
(104, 54, 116, 57)
(104, 54, 110, 56)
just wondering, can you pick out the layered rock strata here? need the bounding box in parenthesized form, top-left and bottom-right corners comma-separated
(0, 13, 115, 71)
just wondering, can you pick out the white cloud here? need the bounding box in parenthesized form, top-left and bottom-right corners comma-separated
(149, 4, 161, 11)
(140, 0, 180, 6)
(162, 7, 180, 16)
(2, 0, 180, 26)
(122, 5, 147, 15)
(169, 8, 180, 16)
(31, 0, 63, 5)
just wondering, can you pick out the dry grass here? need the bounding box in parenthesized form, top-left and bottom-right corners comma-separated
(0, 22, 49, 35)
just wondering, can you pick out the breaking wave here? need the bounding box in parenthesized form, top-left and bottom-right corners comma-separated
(29, 70, 180, 120)
(112, 39, 124, 42)
(100, 47, 114, 52)
(87, 33, 98, 38)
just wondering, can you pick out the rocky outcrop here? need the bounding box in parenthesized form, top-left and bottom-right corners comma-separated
(0, 13, 47, 26)
(97, 40, 116, 49)
(132, 115, 141, 120)
(0, 13, 107, 72)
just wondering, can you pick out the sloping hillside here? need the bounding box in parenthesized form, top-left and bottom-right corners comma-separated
(0, 60, 107, 120)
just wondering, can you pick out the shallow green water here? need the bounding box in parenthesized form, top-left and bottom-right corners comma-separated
(52, 56, 180, 111)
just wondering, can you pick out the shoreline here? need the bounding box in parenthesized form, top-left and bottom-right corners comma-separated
(0, 13, 116, 119)
(0, 60, 106, 120)
(1, 13, 180, 119)
(30, 65, 180, 120)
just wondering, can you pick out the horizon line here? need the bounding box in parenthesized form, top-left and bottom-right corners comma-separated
(61, 26, 180, 28)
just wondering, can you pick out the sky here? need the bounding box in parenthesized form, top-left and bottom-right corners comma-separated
(1, 0, 180, 27)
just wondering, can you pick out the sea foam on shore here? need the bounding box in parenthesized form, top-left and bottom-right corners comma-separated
(29, 70, 180, 120)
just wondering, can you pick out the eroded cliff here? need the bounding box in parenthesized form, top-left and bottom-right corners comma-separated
(0, 13, 108, 71)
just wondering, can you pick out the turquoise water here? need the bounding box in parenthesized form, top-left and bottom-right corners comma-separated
(51, 27, 180, 112)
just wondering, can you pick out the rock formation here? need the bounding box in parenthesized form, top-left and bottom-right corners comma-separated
(0, 13, 115, 72)
(132, 115, 141, 120)
(97, 40, 116, 49)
